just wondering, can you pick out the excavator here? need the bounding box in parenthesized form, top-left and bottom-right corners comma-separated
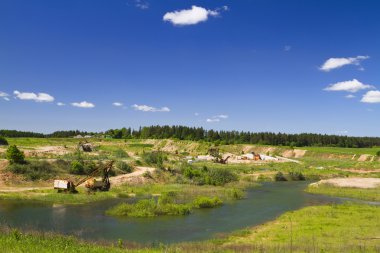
(54, 161, 114, 193)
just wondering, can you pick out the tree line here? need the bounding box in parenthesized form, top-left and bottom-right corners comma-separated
(1, 125, 380, 148)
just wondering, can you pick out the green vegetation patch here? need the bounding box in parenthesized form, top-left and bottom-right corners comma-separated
(193, 196, 223, 208)
(306, 183, 380, 202)
(218, 204, 380, 253)
(106, 198, 191, 217)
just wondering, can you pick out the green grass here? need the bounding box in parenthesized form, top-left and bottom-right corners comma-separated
(0, 188, 121, 204)
(106, 198, 191, 217)
(0, 229, 158, 253)
(306, 183, 380, 202)
(190, 203, 380, 253)
(106, 195, 223, 218)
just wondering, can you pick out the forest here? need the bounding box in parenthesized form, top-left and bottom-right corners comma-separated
(2, 125, 380, 148)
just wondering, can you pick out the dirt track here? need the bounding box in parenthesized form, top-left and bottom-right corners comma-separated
(110, 166, 155, 186)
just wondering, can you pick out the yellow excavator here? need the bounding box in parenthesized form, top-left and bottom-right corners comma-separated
(54, 161, 113, 193)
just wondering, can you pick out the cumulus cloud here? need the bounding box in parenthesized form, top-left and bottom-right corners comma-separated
(71, 101, 95, 108)
(163, 5, 227, 26)
(13, 90, 54, 102)
(361, 90, 380, 103)
(320, 56, 369, 72)
(206, 114, 229, 123)
(324, 79, 373, 93)
(57, 102, 65, 106)
(132, 104, 170, 112)
(0, 91, 10, 101)
(112, 102, 123, 107)
(345, 94, 355, 99)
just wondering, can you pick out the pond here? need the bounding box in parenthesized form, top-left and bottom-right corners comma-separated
(0, 181, 365, 244)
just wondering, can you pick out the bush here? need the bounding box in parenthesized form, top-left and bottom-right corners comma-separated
(289, 171, 306, 181)
(205, 168, 238, 186)
(142, 151, 167, 169)
(275, 172, 287, 181)
(0, 136, 8, 145)
(6, 145, 25, 164)
(377, 150, 380, 157)
(70, 160, 85, 175)
(193, 196, 223, 208)
(116, 161, 133, 173)
(7, 161, 55, 180)
(113, 149, 129, 159)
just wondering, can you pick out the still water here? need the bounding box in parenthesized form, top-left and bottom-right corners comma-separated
(0, 182, 360, 244)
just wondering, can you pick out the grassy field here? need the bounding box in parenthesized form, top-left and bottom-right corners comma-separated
(306, 184, 380, 202)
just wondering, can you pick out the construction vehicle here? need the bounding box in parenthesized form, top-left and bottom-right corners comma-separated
(54, 161, 114, 193)
(208, 147, 231, 164)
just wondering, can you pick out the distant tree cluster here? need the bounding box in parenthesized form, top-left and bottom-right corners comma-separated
(47, 130, 96, 138)
(0, 130, 44, 138)
(113, 125, 380, 148)
(2, 125, 380, 148)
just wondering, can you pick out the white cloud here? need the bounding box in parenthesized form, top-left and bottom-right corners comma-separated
(345, 94, 355, 99)
(13, 90, 54, 102)
(194, 112, 199, 116)
(206, 118, 220, 123)
(206, 114, 229, 123)
(57, 102, 65, 106)
(132, 104, 170, 112)
(163, 5, 227, 26)
(135, 0, 149, 9)
(319, 55, 369, 72)
(71, 101, 95, 108)
(112, 102, 123, 107)
(0, 92, 10, 101)
(324, 79, 373, 93)
(284, 45, 291, 51)
(361, 90, 380, 103)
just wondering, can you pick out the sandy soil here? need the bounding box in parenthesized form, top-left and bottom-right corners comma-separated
(24, 146, 70, 157)
(109, 166, 155, 186)
(311, 177, 380, 189)
(357, 154, 371, 162)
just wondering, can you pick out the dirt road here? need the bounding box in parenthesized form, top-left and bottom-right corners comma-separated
(110, 166, 155, 186)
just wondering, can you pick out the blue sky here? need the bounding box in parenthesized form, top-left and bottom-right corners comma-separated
(1, 0, 380, 136)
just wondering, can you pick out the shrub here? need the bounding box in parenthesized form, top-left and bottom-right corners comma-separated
(116, 161, 133, 173)
(377, 150, 380, 157)
(142, 151, 167, 169)
(70, 160, 85, 175)
(289, 171, 306, 181)
(113, 149, 129, 159)
(0, 136, 8, 146)
(7, 161, 55, 180)
(205, 168, 238, 186)
(6, 145, 25, 164)
(193, 196, 223, 208)
(275, 172, 287, 181)
(84, 161, 98, 175)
